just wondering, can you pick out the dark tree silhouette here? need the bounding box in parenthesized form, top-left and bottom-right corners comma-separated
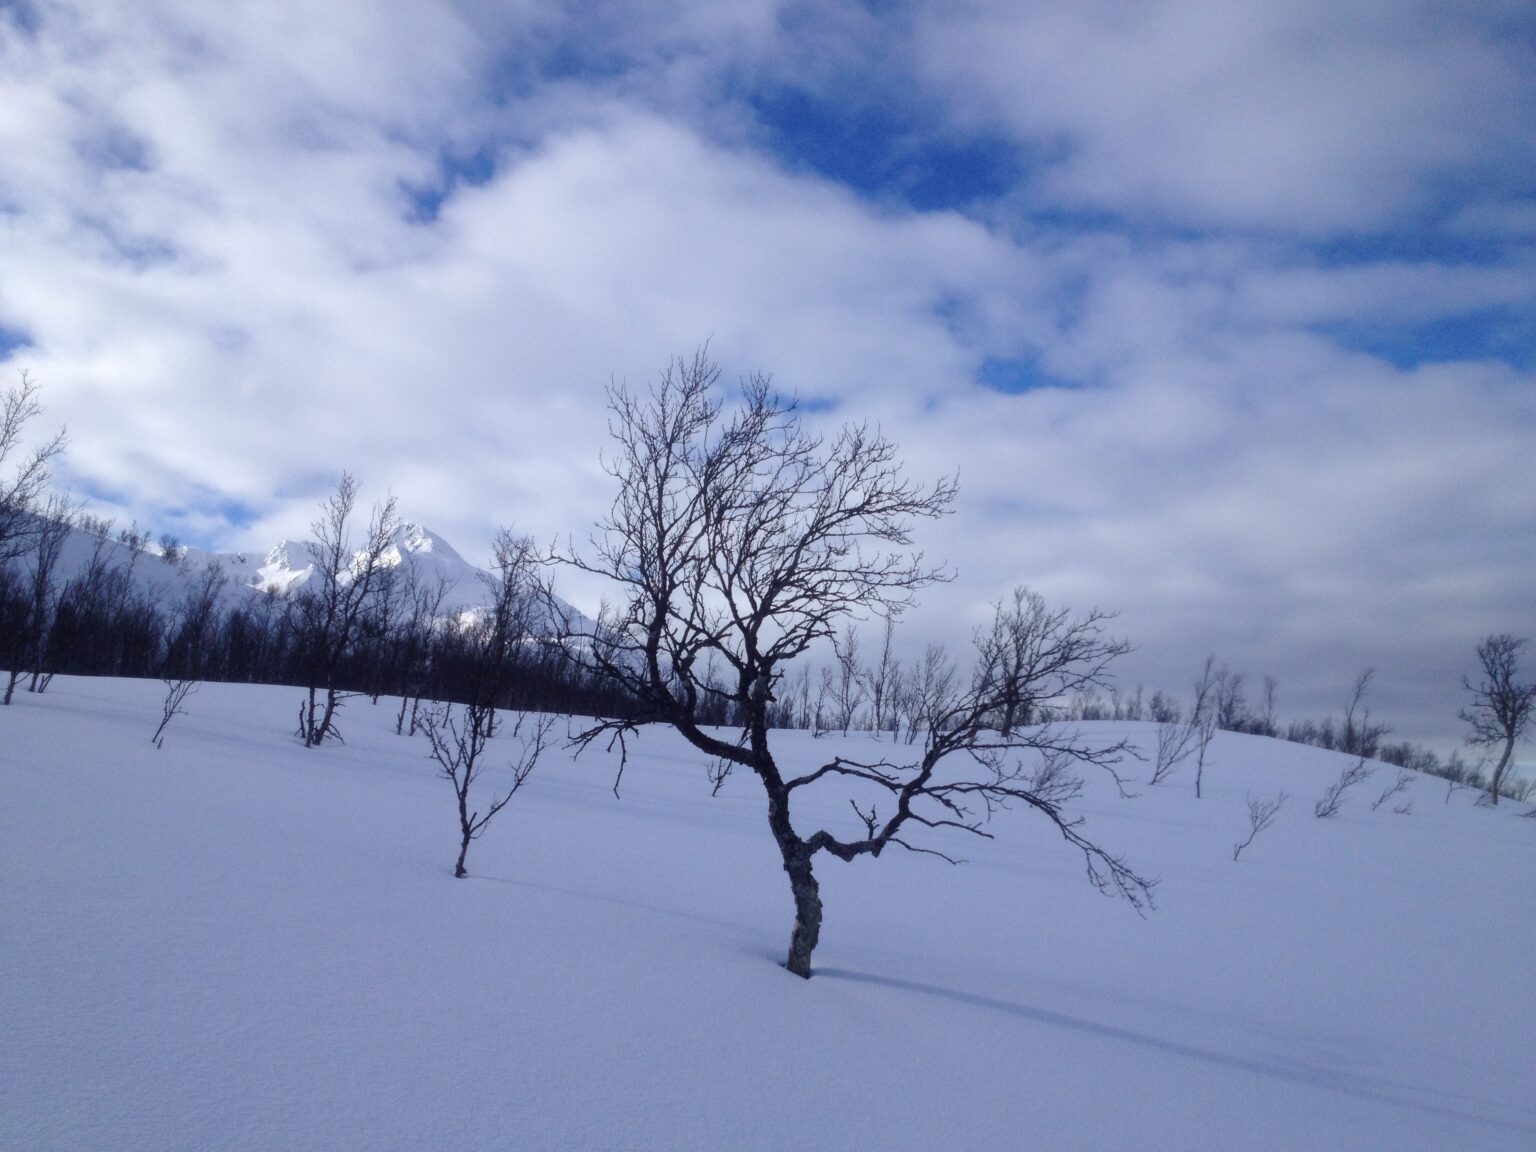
(0, 371, 66, 567)
(1233, 791, 1286, 861)
(293, 472, 398, 747)
(421, 529, 553, 877)
(4, 494, 72, 704)
(552, 349, 1150, 978)
(1460, 634, 1536, 806)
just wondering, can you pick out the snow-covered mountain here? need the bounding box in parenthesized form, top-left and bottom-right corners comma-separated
(207, 522, 490, 609)
(36, 517, 584, 625)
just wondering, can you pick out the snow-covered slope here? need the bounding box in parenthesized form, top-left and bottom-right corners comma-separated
(2, 677, 1532, 1151)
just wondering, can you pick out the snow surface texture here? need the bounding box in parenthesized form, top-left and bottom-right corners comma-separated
(3, 677, 1533, 1151)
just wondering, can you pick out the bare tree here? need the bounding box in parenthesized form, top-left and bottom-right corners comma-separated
(1339, 668, 1389, 758)
(151, 678, 198, 749)
(4, 494, 72, 704)
(424, 705, 553, 877)
(1370, 769, 1414, 812)
(293, 473, 399, 747)
(979, 587, 1080, 734)
(394, 567, 450, 736)
(161, 562, 229, 681)
(422, 529, 551, 876)
(1150, 714, 1198, 785)
(1314, 755, 1374, 818)
(1233, 791, 1287, 861)
(1114, 685, 1142, 722)
(359, 551, 403, 705)
(1190, 656, 1220, 798)
(1256, 675, 1279, 737)
(1147, 691, 1180, 724)
(789, 663, 814, 730)
(1459, 634, 1536, 806)
(863, 613, 900, 738)
(830, 624, 865, 735)
(0, 371, 67, 566)
(903, 641, 957, 744)
(812, 667, 833, 737)
(1215, 666, 1248, 731)
(551, 350, 1149, 978)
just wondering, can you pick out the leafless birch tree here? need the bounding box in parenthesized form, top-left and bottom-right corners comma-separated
(0, 371, 66, 567)
(152, 678, 198, 749)
(294, 472, 399, 746)
(422, 529, 552, 876)
(863, 613, 900, 737)
(1314, 755, 1373, 818)
(550, 349, 1150, 978)
(4, 493, 72, 704)
(1459, 634, 1535, 806)
(1190, 655, 1220, 798)
(1233, 791, 1286, 860)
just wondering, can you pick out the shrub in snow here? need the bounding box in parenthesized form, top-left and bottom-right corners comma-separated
(1314, 755, 1373, 818)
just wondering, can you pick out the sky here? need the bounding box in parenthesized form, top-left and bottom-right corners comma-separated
(1, 0, 1533, 756)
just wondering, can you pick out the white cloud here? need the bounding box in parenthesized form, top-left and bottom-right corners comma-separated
(1, 0, 1533, 757)
(918, 0, 1536, 233)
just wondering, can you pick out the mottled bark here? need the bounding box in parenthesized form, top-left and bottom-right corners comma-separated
(783, 849, 822, 979)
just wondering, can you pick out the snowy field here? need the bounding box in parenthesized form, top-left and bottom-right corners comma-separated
(3, 676, 1533, 1151)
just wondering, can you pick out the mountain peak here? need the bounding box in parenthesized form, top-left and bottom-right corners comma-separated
(388, 522, 464, 566)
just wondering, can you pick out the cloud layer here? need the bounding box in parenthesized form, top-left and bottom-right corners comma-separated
(2, 0, 1532, 754)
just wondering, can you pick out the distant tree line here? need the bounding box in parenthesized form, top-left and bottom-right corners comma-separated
(745, 623, 1534, 804)
(0, 502, 631, 719)
(0, 378, 631, 721)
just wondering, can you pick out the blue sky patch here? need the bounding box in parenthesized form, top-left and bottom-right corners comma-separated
(747, 84, 1020, 212)
(157, 496, 264, 551)
(0, 323, 33, 360)
(976, 356, 1076, 395)
(1305, 225, 1520, 270)
(404, 146, 498, 223)
(792, 394, 840, 415)
(1323, 309, 1535, 371)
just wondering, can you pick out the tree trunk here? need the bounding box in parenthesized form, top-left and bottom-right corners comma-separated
(317, 686, 339, 745)
(783, 848, 822, 979)
(1488, 738, 1515, 805)
(455, 790, 474, 877)
(303, 686, 320, 746)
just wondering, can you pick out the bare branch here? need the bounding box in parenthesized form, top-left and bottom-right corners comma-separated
(1233, 791, 1287, 861)
(1370, 769, 1414, 812)
(1150, 716, 1198, 785)
(1314, 755, 1374, 818)
(0, 371, 67, 566)
(151, 678, 198, 749)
